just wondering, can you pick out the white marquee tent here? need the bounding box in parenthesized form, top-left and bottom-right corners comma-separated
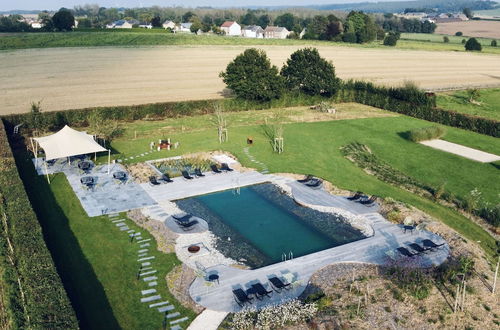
(32, 125, 110, 181)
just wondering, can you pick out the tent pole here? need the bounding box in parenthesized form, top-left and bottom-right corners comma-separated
(107, 150, 111, 174)
(44, 162, 50, 184)
(94, 152, 97, 162)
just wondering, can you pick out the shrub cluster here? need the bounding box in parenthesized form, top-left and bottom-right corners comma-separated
(407, 126, 446, 142)
(0, 120, 78, 328)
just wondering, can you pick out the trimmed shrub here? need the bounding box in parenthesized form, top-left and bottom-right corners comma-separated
(0, 120, 78, 328)
(465, 38, 482, 51)
(455, 31, 463, 36)
(443, 36, 449, 43)
(407, 126, 446, 142)
(383, 34, 398, 46)
(491, 40, 497, 47)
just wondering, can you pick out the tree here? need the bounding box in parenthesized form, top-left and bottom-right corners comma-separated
(258, 14, 271, 28)
(241, 11, 258, 25)
(274, 13, 297, 31)
(466, 88, 480, 103)
(455, 31, 463, 36)
(52, 9, 75, 31)
(465, 38, 482, 51)
(491, 40, 497, 47)
(344, 11, 376, 44)
(182, 11, 196, 22)
(219, 49, 284, 101)
(463, 8, 473, 19)
(151, 16, 162, 28)
(280, 48, 340, 96)
(383, 34, 398, 46)
(443, 36, 449, 43)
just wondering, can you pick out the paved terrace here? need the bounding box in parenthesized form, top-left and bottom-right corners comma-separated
(188, 181, 449, 312)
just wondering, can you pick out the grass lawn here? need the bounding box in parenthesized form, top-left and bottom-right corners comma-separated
(98, 107, 499, 257)
(400, 32, 497, 46)
(436, 88, 500, 121)
(1, 31, 500, 54)
(14, 152, 196, 329)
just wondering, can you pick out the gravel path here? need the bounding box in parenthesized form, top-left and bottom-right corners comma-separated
(420, 139, 500, 163)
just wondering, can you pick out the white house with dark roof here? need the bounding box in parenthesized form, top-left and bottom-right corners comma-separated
(162, 20, 176, 30)
(177, 22, 193, 33)
(220, 21, 241, 36)
(242, 25, 264, 38)
(264, 26, 290, 39)
(107, 19, 139, 29)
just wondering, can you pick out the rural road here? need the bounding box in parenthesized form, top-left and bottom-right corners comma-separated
(1, 45, 500, 114)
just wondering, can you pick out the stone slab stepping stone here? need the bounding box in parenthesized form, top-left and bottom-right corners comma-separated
(138, 249, 148, 253)
(140, 243, 150, 248)
(127, 230, 135, 233)
(138, 253, 148, 257)
(158, 305, 174, 313)
(138, 256, 155, 262)
(137, 238, 151, 243)
(170, 326, 182, 330)
(170, 317, 188, 324)
(143, 276, 157, 282)
(141, 289, 157, 295)
(108, 213, 119, 218)
(112, 219, 125, 223)
(140, 295, 161, 303)
(148, 281, 157, 287)
(130, 233, 141, 237)
(149, 301, 169, 308)
(167, 312, 180, 319)
(141, 262, 151, 267)
(141, 266, 153, 271)
(116, 222, 126, 227)
(140, 270, 157, 276)
(135, 237, 143, 241)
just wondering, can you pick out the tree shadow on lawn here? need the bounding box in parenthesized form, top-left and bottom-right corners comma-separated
(14, 152, 120, 330)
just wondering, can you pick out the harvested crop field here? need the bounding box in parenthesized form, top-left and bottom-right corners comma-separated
(435, 20, 500, 39)
(1, 45, 500, 114)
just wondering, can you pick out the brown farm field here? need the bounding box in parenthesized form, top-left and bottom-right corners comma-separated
(1, 45, 500, 114)
(435, 20, 500, 39)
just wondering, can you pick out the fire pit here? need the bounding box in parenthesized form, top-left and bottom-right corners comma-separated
(188, 245, 200, 253)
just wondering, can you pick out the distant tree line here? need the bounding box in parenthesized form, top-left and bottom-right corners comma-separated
(0, 8, 75, 32)
(379, 14, 436, 33)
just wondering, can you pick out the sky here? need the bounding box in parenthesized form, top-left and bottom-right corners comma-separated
(0, 0, 403, 11)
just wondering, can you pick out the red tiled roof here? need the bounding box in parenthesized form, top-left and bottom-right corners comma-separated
(221, 21, 235, 27)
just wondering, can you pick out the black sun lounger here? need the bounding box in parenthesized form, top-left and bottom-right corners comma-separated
(178, 220, 198, 231)
(358, 196, 376, 206)
(210, 164, 222, 174)
(396, 247, 418, 258)
(194, 168, 205, 177)
(149, 176, 161, 185)
(233, 288, 253, 307)
(422, 239, 445, 250)
(297, 174, 314, 183)
(347, 191, 364, 201)
(181, 170, 194, 180)
(408, 243, 430, 254)
(172, 213, 192, 223)
(268, 277, 291, 292)
(251, 283, 273, 300)
(220, 163, 234, 172)
(161, 173, 173, 183)
(305, 178, 322, 188)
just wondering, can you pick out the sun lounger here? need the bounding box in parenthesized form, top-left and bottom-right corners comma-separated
(396, 247, 418, 258)
(305, 178, 322, 188)
(181, 170, 194, 180)
(358, 196, 376, 206)
(408, 243, 430, 254)
(297, 174, 314, 183)
(251, 283, 273, 299)
(220, 163, 234, 172)
(172, 213, 192, 223)
(149, 176, 161, 186)
(268, 276, 291, 292)
(178, 220, 199, 231)
(233, 288, 253, 307)
(347, 191, 364, 201)
(194, 168, 205, 177)
(161, 173, 173, 183)
(422, 239, 445, 250)
(210, 164, 222, 174)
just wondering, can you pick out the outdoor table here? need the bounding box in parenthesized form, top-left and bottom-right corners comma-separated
(80, 176, 94, 185)
(113, 171, 127, 180)
(78, 161, 91, 170)
(403, 225, 415, 234)
(207, 274, 219, 285)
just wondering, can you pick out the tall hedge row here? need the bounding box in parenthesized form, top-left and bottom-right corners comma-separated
(1, 82, 498, 138)
(0, 120, 78, 329)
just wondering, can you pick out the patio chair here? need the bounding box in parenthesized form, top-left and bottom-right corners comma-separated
(422, 239, 445, 250)
(251, 283, 273, 300)
(305, 178, 322, 188)
(220, 163, 234, 172)
(172, 213, 192, 223)
(396, 247, 418, 258)
(297, 174, 314, 183)
(161, 173, 173, 183)
(178, 219, 199, 231)
(232, 288, 253, 307)
(358, 196, 377, 206)
(194, 168, 205, 177)
(268, 276, 291, 292)
(181, 170, 194, 180)
(347, 191, 364, 201)
(149, 176, 161, 186)
(210, 164, 222, 174)
(408, 243, 430, 254)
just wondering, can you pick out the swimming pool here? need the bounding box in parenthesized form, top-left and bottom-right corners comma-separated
(176, 183, 366, 268)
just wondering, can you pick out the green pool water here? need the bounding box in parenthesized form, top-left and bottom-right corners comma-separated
(186, 183, 364, 266)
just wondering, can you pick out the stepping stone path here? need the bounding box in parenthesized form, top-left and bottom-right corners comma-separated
(107, 213, 189, 328)
(243, 147, 269, 174)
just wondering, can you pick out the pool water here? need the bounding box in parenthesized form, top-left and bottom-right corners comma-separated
(176, 183, 366, 268)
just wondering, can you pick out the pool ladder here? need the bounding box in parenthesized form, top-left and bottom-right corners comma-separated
(282, 251, 294, 262)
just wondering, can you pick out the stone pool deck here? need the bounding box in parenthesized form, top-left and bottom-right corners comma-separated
(188, 181, 449, 313)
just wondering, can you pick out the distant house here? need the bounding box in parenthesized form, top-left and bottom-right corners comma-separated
(138, 23, 152, 29)
(220, 21, 241, 36)
(107, 19, 137, 29)
(30, 21, 43, 29)
(163, 20, 176, 30)
(177, 22, 193, 33)
(264, 26, 290, 39)
(242, 25, 264, 38)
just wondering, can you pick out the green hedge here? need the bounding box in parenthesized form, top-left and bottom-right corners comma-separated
(406, 126, 446, 142)
(0, 120, 78, 329)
